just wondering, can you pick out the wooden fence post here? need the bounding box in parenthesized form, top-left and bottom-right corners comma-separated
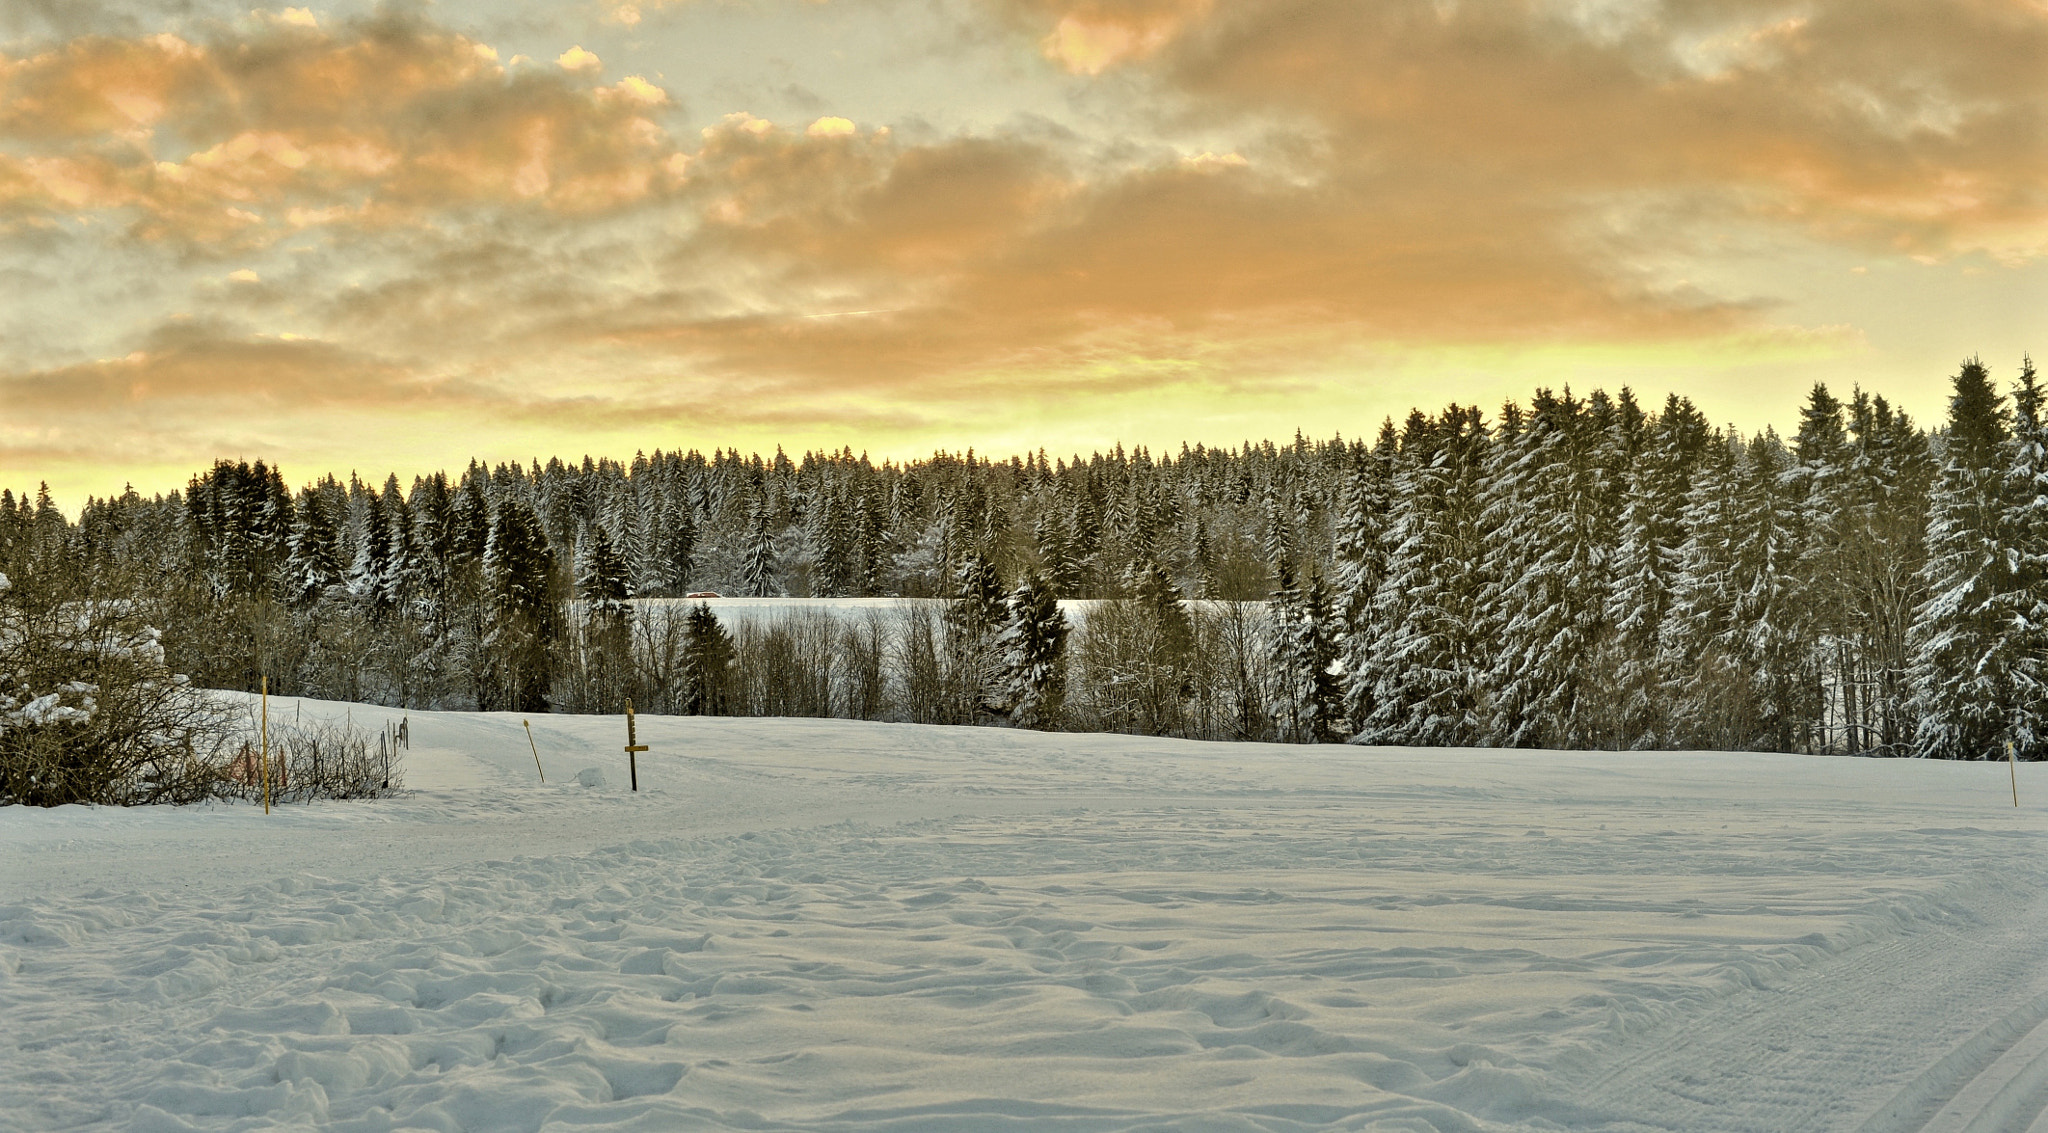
(258, 676, 271, 815)
(524, 720, 545, 783)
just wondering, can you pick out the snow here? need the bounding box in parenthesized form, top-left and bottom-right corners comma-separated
(4, 699, 2047, 1132)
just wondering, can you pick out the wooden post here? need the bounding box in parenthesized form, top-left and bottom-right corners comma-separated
(624, 698, 648, 792)
(524, 720, 545, 783)
(258, 677, 271, 815)
(2010, 741, 2020, 808)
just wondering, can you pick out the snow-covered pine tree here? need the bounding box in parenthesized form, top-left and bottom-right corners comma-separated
(1785, 384, 1861, 750)
(284, 489, 345, 607)
(1333, 425, 1393, 734)
(1357, 406, 1486, 747)
(651, 485, 696, 597)
(679, 602, 735, 715)
(1729, 432, 1818, 752)
(1604, 456, 1667, 748)
(377, 474, 420, 615)
(738, 500, 779, 598)
(1273, 562, 1341, 743)
(575, 521, 631, 619)
(1480, 388, 1615, 748)
(1129, 557, 1196, 736)
(1661, 431, 1743, 748)
(853, 492, 885, 596)
(1910, 358, 2020, 760)
(1836, 392, 1936, 753)
(347, 487, 392, 612)
(2003, 358, 2048, 757)
(484, 494, 558, 712)
(1003, 572, 1069, 729)
(808, 483, 857, 597)
(946, 552, 1010, 718)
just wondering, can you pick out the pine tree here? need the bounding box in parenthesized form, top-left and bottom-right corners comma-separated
(653, 489, 696, 596)
(484, 494, 559, 712)
(1273, 563, 1341, 742)
(1358, 408, 1486, 747)
(378, 475, 421, 614)
(946, 552, 1010, 718)
(679, 602, 736, 715)
(1911, 358, 2019, 759)
(2003, 357, 2048, 757)
(1662, 432, 1814, 751)
(739, 500, 779, 597)
(1480, 389, 1614, 748)
(1128, 558, 1196, 735)
(1003, 572, 1069, 729)
(1604, 457, 1668, 748)
(285, 491, 345, 607)
(348, 488, 392, 612)
(576, 522, 632, 619)
(1728, 433, 1817, 753)
(1331, 447, 1389, 735)
(809, 485, 856, 597)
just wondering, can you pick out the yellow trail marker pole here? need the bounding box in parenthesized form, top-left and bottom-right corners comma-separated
(524, 720, 545, 783)
(258, 676, 271, 815)
(2010, 742, 2020, 808)
(623, 698, 648, 792)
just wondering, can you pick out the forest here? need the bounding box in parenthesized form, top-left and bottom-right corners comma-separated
(3, 356, 2044, 805)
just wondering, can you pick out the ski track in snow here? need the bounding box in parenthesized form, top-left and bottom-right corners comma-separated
(3, 700, 2046, 1132)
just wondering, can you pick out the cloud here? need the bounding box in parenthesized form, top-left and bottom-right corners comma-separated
(1022, 0, 2048, 262)
(556, 45, 601, 73)
(9, 1, 2043, 501)
(0, 15, 687, 251)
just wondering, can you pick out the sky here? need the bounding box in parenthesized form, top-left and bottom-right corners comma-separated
(2, 0, 2045, 506)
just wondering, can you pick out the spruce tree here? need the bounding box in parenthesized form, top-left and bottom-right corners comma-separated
(1003, 572, 1070, 729)
(1911, 358, 2019, 759)
(576, 522, 632, 619)
(484, 494, 559, 712)
(1480, 389, 1614, 749)
(946, 553, 1010, 717)
(285, 490, 345, 607)
(1358, 408, 1486, 747)
(679, 602, 736, 715)
(739, 500, 779, 597)
(1334, 426, 1395, 733)
(1274, 563, 1341, 743)
(2000, 359, 2048, 756)
(348, 488, 392, 612)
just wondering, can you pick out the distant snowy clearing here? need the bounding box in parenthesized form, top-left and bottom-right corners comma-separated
(4, 700, 2047, 1132)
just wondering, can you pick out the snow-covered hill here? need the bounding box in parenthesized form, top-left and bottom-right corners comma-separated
(3, 699, 2045, 1131)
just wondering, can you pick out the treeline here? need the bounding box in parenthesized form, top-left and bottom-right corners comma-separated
(5, 356, 2044, 759)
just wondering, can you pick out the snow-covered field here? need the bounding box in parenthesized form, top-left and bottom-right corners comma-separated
(4, 701, 2046, 1132)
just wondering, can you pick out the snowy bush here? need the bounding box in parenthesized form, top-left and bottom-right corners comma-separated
(0, 561, 238, 806)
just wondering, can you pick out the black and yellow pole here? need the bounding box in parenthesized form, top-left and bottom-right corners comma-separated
(624, 699, 648, 792)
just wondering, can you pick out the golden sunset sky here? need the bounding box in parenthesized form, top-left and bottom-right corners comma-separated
(3, 0, 2045, 507)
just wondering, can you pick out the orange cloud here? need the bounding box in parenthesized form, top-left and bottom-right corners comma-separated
(1099, 0, 2048, 261)
(0, 15, 687, 250)
(8, 1, 2044, 505)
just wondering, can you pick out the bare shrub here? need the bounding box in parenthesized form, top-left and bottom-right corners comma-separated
(224, 712, 404, 803)
(734, 611, 835, 717)
(837, 610, 891, 720)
